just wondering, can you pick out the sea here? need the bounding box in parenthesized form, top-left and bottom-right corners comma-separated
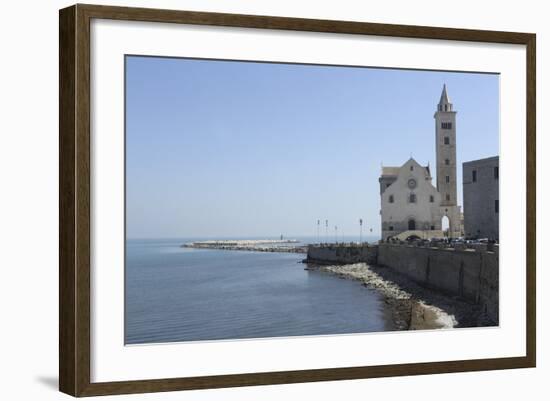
(125, 236, 394, 344)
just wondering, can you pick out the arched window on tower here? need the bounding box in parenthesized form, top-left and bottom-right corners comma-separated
(389, 195, 394, 203)
(409, 193, 417, 203)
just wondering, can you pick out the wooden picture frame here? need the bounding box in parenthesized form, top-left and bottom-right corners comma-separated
(59, 3, 536, 397)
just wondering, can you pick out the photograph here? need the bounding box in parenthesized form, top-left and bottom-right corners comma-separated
(0, 0, 542, 398)
(124, 56, 500, 345)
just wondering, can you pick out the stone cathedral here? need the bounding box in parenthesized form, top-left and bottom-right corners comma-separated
(379, 85, 462, 240)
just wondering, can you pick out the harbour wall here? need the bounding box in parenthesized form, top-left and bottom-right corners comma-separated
(306, 244, 378, 265)
(377, 243, 498, 323)
(306, 243, 498, 323)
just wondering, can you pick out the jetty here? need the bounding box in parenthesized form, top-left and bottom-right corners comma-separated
(182, 239, 308, 254)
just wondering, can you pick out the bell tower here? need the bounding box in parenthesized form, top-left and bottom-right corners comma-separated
(434, 84, 457, 207)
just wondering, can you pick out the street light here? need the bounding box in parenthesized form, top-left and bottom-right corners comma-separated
(316, 219, 320, 244)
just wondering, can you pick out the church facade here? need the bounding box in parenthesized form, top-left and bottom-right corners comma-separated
(379, 85, 462, 240)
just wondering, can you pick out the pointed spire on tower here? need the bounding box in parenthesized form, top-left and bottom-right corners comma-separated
(438, 84, 453, 112)
(440, 84, 450, 104)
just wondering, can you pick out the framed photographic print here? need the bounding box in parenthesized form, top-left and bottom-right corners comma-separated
(59, 4, 536, 397)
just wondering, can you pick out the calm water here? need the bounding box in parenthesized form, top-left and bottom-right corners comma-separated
(125, 238, 393, 344)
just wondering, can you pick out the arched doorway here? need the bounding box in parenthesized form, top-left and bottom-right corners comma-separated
(441, 215, 450, 237)
(406, 235, 421, 241)
(408, 219, 416, 230)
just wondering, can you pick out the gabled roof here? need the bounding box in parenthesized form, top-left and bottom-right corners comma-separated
(381, 158, 430, 178)
(381, 166, 400, 176)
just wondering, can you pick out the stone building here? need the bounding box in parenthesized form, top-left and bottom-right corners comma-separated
(462, 156, 499, 240)
(379, 85, 461, 240)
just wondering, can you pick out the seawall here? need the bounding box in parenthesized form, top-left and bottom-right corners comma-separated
(305, 244, 378, 265)
(305, 242, 498, 324)
(377, 243, 498, 323)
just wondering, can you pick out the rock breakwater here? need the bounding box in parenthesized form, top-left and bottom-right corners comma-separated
(305, 263, 490, 330)
(182, 239, 308, 254)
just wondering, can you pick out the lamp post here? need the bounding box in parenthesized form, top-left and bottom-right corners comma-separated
(325, 220, 328, 243)
(359, 218, 363, 244)
(335, 225, 338, 244)
(317, 219, 320, 244)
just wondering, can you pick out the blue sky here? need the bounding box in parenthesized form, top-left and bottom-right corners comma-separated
(126, 56, 499, 239)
